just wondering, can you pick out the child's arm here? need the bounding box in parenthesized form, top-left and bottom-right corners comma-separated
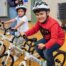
(13, 21, 25, 29)
(4, 18, 16, 24)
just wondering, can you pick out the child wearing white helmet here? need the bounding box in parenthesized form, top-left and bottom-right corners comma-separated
(32, 1, 50, 12)
(4, 4, 29, 61)
(20, 1, 65, 66)
(5, 4, 29, 34)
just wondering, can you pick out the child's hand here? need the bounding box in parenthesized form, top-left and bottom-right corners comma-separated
(11, 27, 17, 30)
(38, 43, 45, 50)
(15, 0, 19, 4)
(11, 27, 15, 30)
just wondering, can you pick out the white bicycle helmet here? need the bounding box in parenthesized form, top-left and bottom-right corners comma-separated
(32, 1, 50, 11)
(16, 5, 26, 12)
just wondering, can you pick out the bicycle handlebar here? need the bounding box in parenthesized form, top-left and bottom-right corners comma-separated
(0, 21, 5, 29)
(11, 34, 37, 54)
(0, 21, 18, 35)
(21, 35, 37, 53)
(0, 21, 37, 42)
(22, 35, 37, 42)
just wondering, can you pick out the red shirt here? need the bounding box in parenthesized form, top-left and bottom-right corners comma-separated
(25, 16, 65, 49)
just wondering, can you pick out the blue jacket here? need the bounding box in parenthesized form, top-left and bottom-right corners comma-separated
(7, 0, 18, 7)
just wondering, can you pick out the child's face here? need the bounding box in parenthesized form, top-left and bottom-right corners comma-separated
(35, 11, 49, 23)
(17, 9, 25, 17)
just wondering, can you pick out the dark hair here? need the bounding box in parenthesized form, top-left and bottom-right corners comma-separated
(33, 8, 50, 14)
(16, 8, 26, 13)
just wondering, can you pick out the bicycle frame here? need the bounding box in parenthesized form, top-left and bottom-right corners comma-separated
(2, 41, 46, 66)
(1, 42, 47, 66)
(19, 50, 47, 66)
(0, 34, 12, 56)
(0, 34, 45, 66)
(1, 42, 24, 65)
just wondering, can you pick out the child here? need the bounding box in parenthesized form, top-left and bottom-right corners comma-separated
(5, 4, 29, 45)
(5, 4, 29, 35)
(20, 1, 65, 66)
(4, 4, 29, 61)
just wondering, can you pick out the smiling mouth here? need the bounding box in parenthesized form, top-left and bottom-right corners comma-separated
(39, 19, 45, 21)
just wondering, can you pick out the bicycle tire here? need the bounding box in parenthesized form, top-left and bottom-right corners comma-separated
(0, 44, 6, 56)
(54, 51, 65, 66)
(0, 53, 14, 66)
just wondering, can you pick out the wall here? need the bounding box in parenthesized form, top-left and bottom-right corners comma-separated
(24, 0, 31, 21)
(0, 0, 66, 22)
(0, 0, 8, 17)
(42, 0, 66, 25)
(42, 0, 66, 18)
(0, 0, 31, 21)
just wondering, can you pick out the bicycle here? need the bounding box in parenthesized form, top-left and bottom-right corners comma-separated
(0, 32, 38, 66)
(0, 26, 13, 57)
(0, 31, 66, 66)
(19, 35, 66, 66)
(0, 34, 14, 66)
(0, 22, 14, 57)
(0, 21, 66, 66)
(0, 23, 38, 66)
(0, 29, 22, 66)
(0, 22, 17, 66)
(54, 50, 66, 66)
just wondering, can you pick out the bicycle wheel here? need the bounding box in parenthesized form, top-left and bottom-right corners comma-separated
(54, 51, 65, 66)
(0, 44, 6, 56)
(0, 53, 14, 66)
